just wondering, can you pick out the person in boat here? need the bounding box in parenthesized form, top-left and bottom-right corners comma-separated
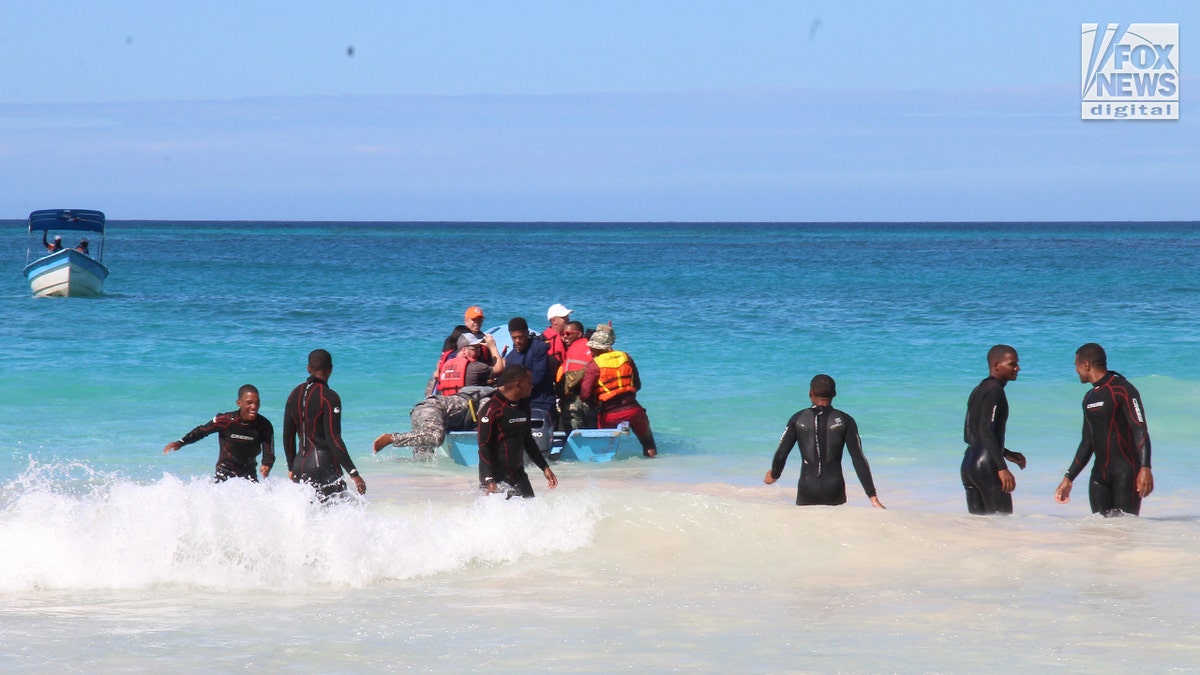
(555, 320, 596, 431)
(579, 324, 658, 457)
(961, 344, 1026, 515)
(503, 316, 558, 430)
(1055, 343, 1154, 517)
(426, 325, 471, 396)
(463, 305, 503, 368)
(162, 384, 275, 482)
(75, 238, 90, 255)
(543, 303, 573, 365)
(283, 349, 366, 500)
(479, 365, 558, 498)
(763, 374, 885, 508)
(373, 386, 495, 456)
(437, 334, 497, 395)
(43, 233, 64, 253)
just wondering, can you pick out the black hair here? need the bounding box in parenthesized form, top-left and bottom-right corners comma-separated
(810, 374, 837, 398)
(508, 316, 529, 333)
(498, 363, 530, 387)
(987, 344, 1017, 366)
(442, 325, 470, 353)
(237, 384, 259, 398)
(308, 348, 333, 371)
(1075, 342, 1107, 369)
(567, 320, 585, 333)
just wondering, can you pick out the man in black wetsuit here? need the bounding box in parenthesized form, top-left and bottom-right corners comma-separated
(283, 349, 366, 500)
(763, 374, 885, 508)
(961, 344, 1027, 515)
(1055, 343, 1154, 516)
(163, 384, 275, 481)
(478, 364, 558, 499)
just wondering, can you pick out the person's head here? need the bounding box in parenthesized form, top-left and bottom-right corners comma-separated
(808, 374, 837, 403)
(562, 320, 585, 346)
(497, 363, 534, 400)
(987, 344, 1020, 383)
(547, 303, 573, 332)
(307, 348, 333, 378)
(464, 306, 485, 332)
(236, 384, 260, 421)
(586, 324, 615, 353)
(442, 324, 470, 353)
(54, 235, 62, 242)
(1075, 342, 1108, 383)
(508, 317, 531, 352)
(456, 333, 484, 360)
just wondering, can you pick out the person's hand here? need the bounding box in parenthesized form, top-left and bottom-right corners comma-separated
(351, 475, 366, 495)
(763, 470, 777, 485)
(998, 468, 1016, 493)
(544, 467, 558, 490)
(163, 441, 182, 454)
(1136, 467, 1154, 498)
(869, 496, 886, 509)
(1055, 477, 1073, 504)
(1004, 449, 1027, 470)
(260, 464, 271, 478)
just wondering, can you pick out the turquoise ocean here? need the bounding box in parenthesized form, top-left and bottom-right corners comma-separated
(2, 221, 1199, 672)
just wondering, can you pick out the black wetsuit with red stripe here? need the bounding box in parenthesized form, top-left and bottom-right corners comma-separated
(1066, 371, 1152, 516)
(283, 376, 360, 499)
(178, 411, 275, 481)
(477, 392, 550, 498)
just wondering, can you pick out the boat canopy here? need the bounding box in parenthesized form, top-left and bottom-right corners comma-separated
(27, 209, 106, 234)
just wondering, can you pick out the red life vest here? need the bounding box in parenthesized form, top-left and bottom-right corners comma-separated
(556, 339, 593, 381)
(438, 355, 472, 396)
(594, 350, 636, 402)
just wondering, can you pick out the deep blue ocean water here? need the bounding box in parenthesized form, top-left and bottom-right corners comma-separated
(2, 221, 1199, 671)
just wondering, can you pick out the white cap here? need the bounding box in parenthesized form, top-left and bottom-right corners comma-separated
(546, 303, 573, 320)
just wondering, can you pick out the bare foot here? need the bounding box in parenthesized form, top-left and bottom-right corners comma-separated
(644, 448, 657, 458)
(372, 433, 394, 454)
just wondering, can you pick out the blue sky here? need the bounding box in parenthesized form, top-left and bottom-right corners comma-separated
(1, 1, 1196, 221)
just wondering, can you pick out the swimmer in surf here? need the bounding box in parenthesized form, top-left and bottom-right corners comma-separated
(961, 344, 1026, 515)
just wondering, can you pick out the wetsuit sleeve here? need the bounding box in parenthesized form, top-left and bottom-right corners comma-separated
(1065, 417, 1094, 481)
(973, 387, 1009, 469)
(260, 417, 275, 468)
(178, 416, 224, 446)
(282, 388, 299, 468)
(323, 389, 358, 476)
(769, 412, 802, 480)
(477, 399, 500, 484)
(1122, 381, 1152, 470)
(844, 415, 878, 498)
(580, 361, 600, 403)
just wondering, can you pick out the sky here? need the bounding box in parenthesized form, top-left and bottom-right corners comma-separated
(1, 1, 1196, 221)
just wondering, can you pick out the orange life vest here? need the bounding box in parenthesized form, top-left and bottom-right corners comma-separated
(438, 355, 472, 396)
(594, 350, 636, 402)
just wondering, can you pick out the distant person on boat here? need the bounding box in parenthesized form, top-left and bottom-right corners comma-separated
(75, 238, 89, 255)
(1055, 343, 1154, 516)
(543, 303, 573, 365)
(283, 349, 366, 500)
(373, 386, 495, 457)
(555, 320, 596, 431)
(436, 334, 497, 394)
(426, 325, 471, 396)
(463, 305, 503, 368)
(43, 233, 64, 253)
(961, 344, 1026, 515)
(478, 364, 558, 498)
(763, 374, 885, 508)
(503, 316, 558, 429)
(579, 324, 658, 457)
(162, 384, 276, 482)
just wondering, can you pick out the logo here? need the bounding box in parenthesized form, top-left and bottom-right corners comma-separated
(1082, 23, 1179, 120)
(1087, 401, 1106, 409)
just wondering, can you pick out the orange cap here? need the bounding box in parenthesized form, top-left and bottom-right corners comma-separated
(464, 306, 484, 320)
